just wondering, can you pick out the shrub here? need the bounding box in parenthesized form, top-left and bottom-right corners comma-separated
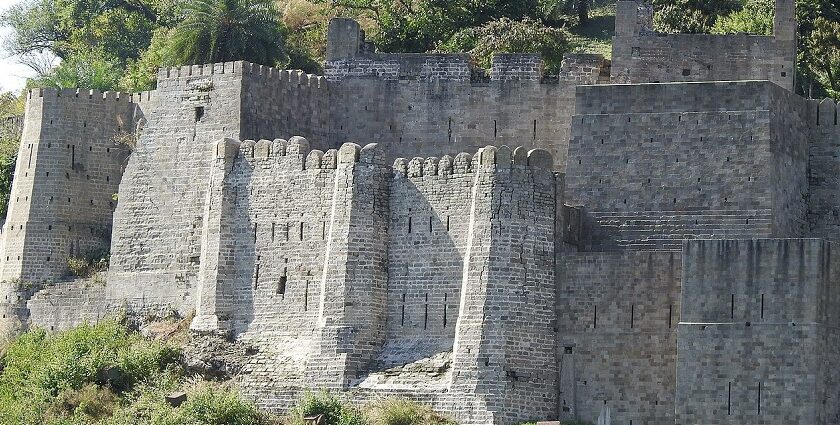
(45, 383, 119, 421)
(67, 247, 110, 278)
(292, 391, 365, 425)
(364, 398, 456, 425)
(0, 321, 181, 424)
(166, 383, 269, 425)
(441, 17, 571, 74)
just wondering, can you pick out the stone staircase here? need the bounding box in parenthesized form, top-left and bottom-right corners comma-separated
(589, 209, 774, 251)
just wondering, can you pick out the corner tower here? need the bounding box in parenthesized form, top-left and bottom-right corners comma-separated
(0, 89, 139, 282)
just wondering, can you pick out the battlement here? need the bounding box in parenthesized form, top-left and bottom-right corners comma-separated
(27, 88, 135, 102)
(156, 61, 327, 89)
(216, 137, 386, 169)
(812, 98, 840, 127)
(392, 145, 553, 178)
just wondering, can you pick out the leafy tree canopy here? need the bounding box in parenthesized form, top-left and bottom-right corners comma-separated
(167, 0, 287, 66)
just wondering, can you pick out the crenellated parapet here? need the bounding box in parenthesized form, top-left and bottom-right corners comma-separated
(28, 88, 134, 102)
(214, 137, 383, 173)
(0, 83, 140, 282)
(392, 145, 553, 179)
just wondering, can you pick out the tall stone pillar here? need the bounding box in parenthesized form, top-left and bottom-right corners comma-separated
(449, 146, 559, 425)
(304, 142, 389, 388)
(190, 138, 241, 334)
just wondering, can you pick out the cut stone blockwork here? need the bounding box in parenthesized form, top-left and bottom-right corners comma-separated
(5, 0, 840, 424)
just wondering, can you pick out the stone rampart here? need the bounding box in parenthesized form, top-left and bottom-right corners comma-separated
(107, 62, 244, 315)
(0, 88, 136, 282)
(189, 139, 558, 424)
(558, 251, 681, 424)
(611, 0, 796, 90)
(566, 81, 808, 251)
(677, 239, 840, 424)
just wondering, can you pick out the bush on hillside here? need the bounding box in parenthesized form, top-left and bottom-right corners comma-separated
(291, 391, 365, 425)
(0, 320, 179, 424)
(365, 398, 456, 425)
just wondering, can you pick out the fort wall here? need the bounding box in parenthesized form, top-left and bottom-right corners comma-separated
(807, 97, 840, 242)
(558, 251, 681, 424)
(107, 63, 243, 314)
(0, 89, 136, 282)
(384, 153, 475, 368)
(325, 31, 609, 171)
(240, 65, 331, 148)
(448, 146, 557, 424)
(676, 239, 840, 424)
(189, 141, 558, 424)
(325, 60, 581, 170)
(565, 81, 805, 251)
(611, 0, 796, 91)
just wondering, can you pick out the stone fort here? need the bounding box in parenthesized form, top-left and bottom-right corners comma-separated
(1, 0, 839, 423)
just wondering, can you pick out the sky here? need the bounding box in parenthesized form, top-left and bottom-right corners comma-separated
(0, 0, 36, 92)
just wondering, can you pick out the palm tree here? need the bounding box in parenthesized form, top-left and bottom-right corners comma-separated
(168, 0, 286, 66)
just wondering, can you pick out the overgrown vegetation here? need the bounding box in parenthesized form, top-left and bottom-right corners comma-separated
(3, 0, 840, 95)
(288, 392, 457, 425)
(0, 319, 272, 425)
(0, 93, 23, 220)
(67, 247, 110, 279)
(364, 398, 457, 425)
(0, 320, 464, 425)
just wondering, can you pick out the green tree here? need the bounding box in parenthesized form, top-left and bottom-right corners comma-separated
(0, 92, 24, 219)
(34, 49, 123, 90)
(317, 0, 550, 53)
(804, 17, 840, 97)
(167, 0, 288, 66)
(1, 0, 180, 91)
(711, 0, 774, 35)
(441, 17, 571, 73)
(650, 0, 744, 33)
(1, 0, 179, 67)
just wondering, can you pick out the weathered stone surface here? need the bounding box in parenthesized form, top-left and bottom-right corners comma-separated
(7, 2, 840, 425)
